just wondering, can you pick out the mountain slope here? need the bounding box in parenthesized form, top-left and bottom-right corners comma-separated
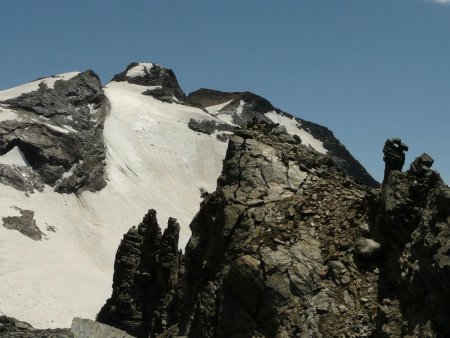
(188, 88, 378, 187)
(0, 62, 378, 329)
(0, 64, 227, 328)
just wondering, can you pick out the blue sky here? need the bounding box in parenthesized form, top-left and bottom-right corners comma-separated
(1, 0, 449, 183)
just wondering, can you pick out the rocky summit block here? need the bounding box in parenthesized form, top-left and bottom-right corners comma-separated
(112, 62, 187, 103)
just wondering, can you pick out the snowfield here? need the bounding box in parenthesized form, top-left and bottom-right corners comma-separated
(0, 79, 228, 328)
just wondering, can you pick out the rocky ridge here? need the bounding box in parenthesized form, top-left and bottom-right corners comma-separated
(188, 88, 378, 188)
(98, 121, 449, 338)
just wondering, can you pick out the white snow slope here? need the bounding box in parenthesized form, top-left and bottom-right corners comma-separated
(0, 72, 80, 101)
(0, 79, 228, 328)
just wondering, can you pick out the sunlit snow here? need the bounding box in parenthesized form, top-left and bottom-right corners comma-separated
(0, 72, 80, 101)
(125, 63, 154, 78)
(265, 111, 327, 154)
(0, 146, 29, 167)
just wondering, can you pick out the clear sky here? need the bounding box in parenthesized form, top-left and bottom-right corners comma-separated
(1, 0, 449, 183)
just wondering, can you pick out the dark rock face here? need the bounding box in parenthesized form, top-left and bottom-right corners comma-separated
(99, 121, 377, 337)
(382, 138, 409, 182)
(0, 71, 107, 193)
(0, 164, 44, 193)
(112, 63, 187, 103)
(2, 208, 43, 240)
(100, 121, 449, 338)
(187, 118, 234, 135)
(97, 209, 182, 338)
(368, 151, 450, 337)
(177, 120, 377, 337)
(188, 88, 379, 188)
(0, 316, 73, 337)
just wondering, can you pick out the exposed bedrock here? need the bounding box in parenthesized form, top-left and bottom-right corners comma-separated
(368, 139, 450, 337)
(0, 316, 134, 338)
(0, 71, 108, 193)
(112, 62, 187, 103)
(97, 209, 183, 338)
(99, 126, 449, 338)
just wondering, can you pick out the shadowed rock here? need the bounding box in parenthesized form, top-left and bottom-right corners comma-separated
(0, 71, 108, 193)
(97, 209, 182, 338)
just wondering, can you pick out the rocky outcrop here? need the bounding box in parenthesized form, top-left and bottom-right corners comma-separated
(366, 140, 450, 337)
(0, 316, 72, 337)
(99, 120, 380, 337)
(99, 123, 449, 338)
(187, 118, 234, 135)
(70, 318, 134, 338)
(112, 63, 186, 103)
(97, 210, 182, 338)
(0, 71, 107, 193)
(188, 88, 379, 188)
(0, 316, 134, 338)
(176, 120, 378, 337)
(2, 208, 43, 241)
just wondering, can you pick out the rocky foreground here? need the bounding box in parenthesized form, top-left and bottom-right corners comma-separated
(94, 121, 449, 338)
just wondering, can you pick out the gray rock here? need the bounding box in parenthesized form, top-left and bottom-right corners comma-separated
(2, 208, 43, 240)
(70, 318, 134, 338)
(0, 70, 107, 193)
(112, 62, 187, 103)
(97, 210, 182, 338)
(354, 237, 381, 259)
(0, 315, 72, 337)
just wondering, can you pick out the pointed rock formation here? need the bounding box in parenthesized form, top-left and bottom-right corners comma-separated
(97, 209, 182, 338)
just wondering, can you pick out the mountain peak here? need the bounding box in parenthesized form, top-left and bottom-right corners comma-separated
(188, 88, 275, 113)
(111, 62, 186, 103)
